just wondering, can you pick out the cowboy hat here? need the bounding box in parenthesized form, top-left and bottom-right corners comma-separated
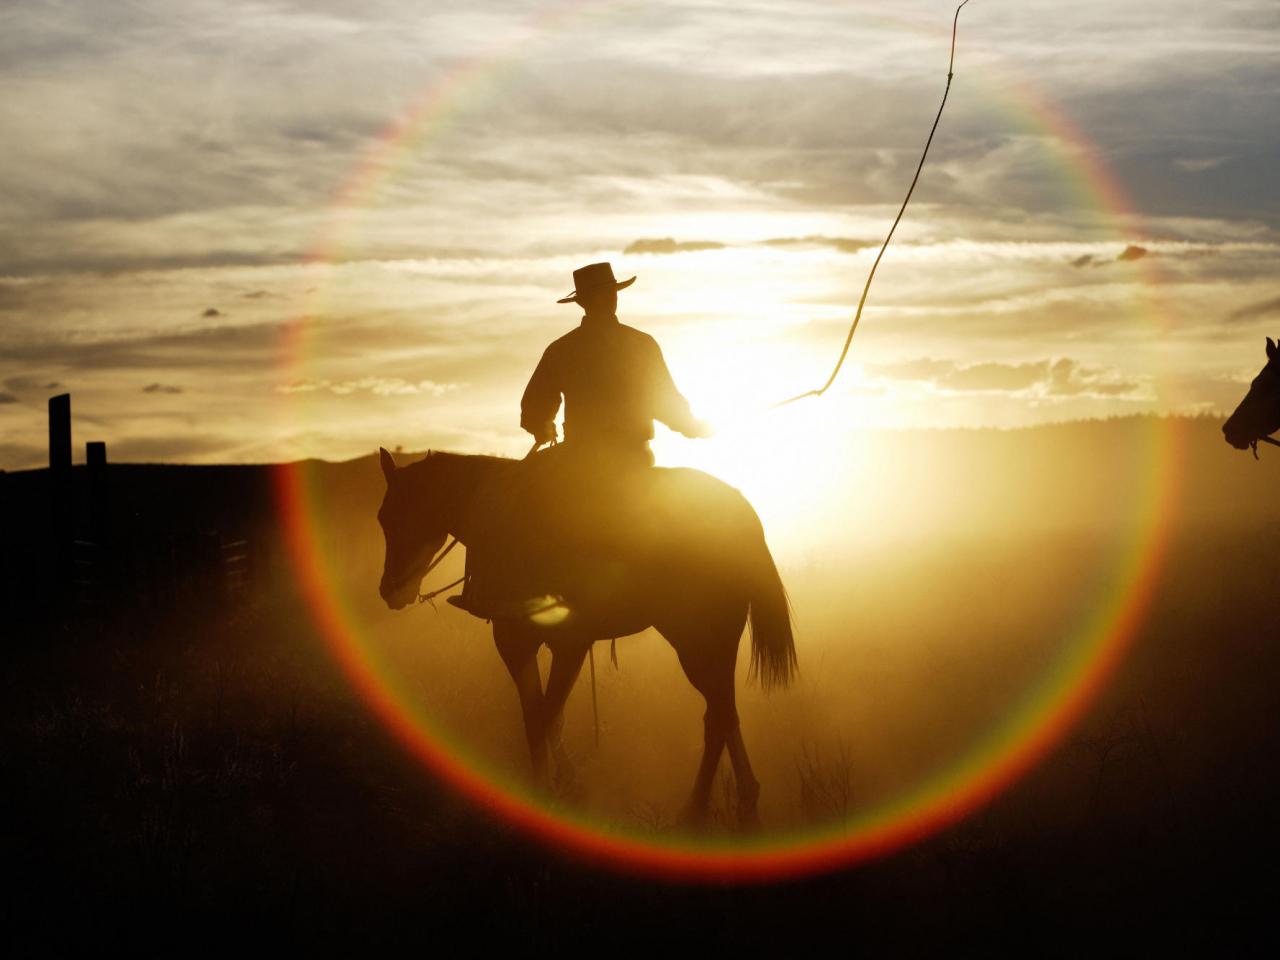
(556, 262, 637, 304)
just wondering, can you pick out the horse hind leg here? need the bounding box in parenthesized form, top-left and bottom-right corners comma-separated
(493, 620, 549, 785)
(701, 694, 761, 830)
(671, 619, 760, 831)
(681, 704, 729, 828)
(726, 725, 761, 830)
(547, 710, 576, 792)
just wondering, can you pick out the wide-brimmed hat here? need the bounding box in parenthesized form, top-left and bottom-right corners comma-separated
(556, 262, 637, 304)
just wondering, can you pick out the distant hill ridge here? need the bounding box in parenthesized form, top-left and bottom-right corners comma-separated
(4, 415, 1273, 548)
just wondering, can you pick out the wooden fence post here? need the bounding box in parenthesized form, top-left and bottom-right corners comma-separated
(48, 394, 71, 472)
(85, 443, 110, 581)
(48, 394, 74, 594)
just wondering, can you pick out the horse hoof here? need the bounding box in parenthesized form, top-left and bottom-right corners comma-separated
(552, 761, 580, 798)
(551, 742, 574, 773)
(678, 802, 710, 831)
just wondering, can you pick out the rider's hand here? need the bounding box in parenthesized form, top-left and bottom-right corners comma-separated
(534, 420, 559, 445)
(683, 418, 715, 439)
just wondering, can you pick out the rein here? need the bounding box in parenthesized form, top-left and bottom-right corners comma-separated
(415, 537, 462, 606)
(1250, 434, 1280, 460)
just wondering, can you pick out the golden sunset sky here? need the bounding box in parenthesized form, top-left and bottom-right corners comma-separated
(2, 0, 1278, 470)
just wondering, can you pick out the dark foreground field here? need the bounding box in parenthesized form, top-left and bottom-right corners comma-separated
(4, 417, 1280, 952)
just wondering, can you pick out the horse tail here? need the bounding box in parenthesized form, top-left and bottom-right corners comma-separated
(747, 529, 796, 692)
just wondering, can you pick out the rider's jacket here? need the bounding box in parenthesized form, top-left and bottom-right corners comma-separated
(520, 313, 701, 451)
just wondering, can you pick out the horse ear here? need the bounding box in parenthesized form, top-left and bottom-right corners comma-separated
(379, 447, 396, 481)
(1268, 337, 1278, 360)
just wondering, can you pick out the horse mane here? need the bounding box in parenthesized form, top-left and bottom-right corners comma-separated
(411, 449, 513, 467)
(401, 449, 517, 499)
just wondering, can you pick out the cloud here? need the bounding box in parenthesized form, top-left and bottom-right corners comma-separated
(0, 442, 46, 469)
(1173, 156, 1232, 173)
(2, 376, 62, 395)
(276, 377, 458, 397)
(277, 380, 323, 394)
(142, 383, 183, 394)
(622, 234, 877, 258)
(761, 236, 876, 254)
(0, 0, 1275, 454)
(1068, 245, 1149, 268)
(1043, 358, 1141, 397)
(624, 238, 726, 255)
(870, 357, 1142, 399)
(107, 434, 242, 463)
(1, 320, 287, 371)
(944, 361, 1049, 393)
(868, 358, 958, 382)
(1226, 295, 1280, 324)
(0, 283, 32, 308)
(0, 392, 17, 404)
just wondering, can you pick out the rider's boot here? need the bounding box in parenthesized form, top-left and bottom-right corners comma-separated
(447, 578, 490, 617)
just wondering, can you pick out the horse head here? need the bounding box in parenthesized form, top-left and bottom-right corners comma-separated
(377, 447, 450, 610)
(1223, 337, 1280, 451)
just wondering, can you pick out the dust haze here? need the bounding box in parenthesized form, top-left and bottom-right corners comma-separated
(326, 416, 1268, 831)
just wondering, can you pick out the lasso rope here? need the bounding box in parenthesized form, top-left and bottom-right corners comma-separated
(775, 0, 972, 408)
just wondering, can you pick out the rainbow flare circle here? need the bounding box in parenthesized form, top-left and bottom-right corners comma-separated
(274, 9, 1180, 883)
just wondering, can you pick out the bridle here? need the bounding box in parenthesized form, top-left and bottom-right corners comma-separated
(414, 437, 552, 606)
(414, 537, 463, 606)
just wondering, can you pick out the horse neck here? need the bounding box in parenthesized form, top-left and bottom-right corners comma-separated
(410, 452, 511, 544)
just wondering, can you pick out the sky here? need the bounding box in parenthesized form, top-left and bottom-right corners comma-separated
(1, 0, 1278, 469)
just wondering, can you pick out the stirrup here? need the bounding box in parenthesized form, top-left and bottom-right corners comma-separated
(446, 592, 488, 617)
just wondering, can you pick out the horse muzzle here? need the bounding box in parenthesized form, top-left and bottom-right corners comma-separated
(1223, 430, 1253, 451)
(380, 577, 419, 610)
(1222, 416, 1255, 451)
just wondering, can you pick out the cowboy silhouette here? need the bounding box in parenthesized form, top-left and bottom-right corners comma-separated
(523, 261, 712, 463)
(448, 261, 711, 618)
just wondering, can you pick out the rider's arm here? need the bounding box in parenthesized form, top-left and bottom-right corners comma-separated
(520, 346, 562, 444)
(649, 339, 711, 438)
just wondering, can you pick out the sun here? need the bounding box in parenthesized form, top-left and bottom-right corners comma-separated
(650, 332, 873, 553)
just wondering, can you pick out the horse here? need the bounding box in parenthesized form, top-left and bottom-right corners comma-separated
(1223, 337, 1280, 454)
(374, 446, 796, 827)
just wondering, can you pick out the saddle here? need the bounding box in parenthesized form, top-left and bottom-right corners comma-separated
(451, 442, 666, 620)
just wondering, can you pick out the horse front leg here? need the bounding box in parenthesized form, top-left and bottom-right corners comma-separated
(725, 724, 761, 830)
(546, 711, 574, 789)
(493, 620, 549, 785)
(686, 700, 759, 830)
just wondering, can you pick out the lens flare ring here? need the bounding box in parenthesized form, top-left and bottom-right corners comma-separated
(275, 7, 1178, 883)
